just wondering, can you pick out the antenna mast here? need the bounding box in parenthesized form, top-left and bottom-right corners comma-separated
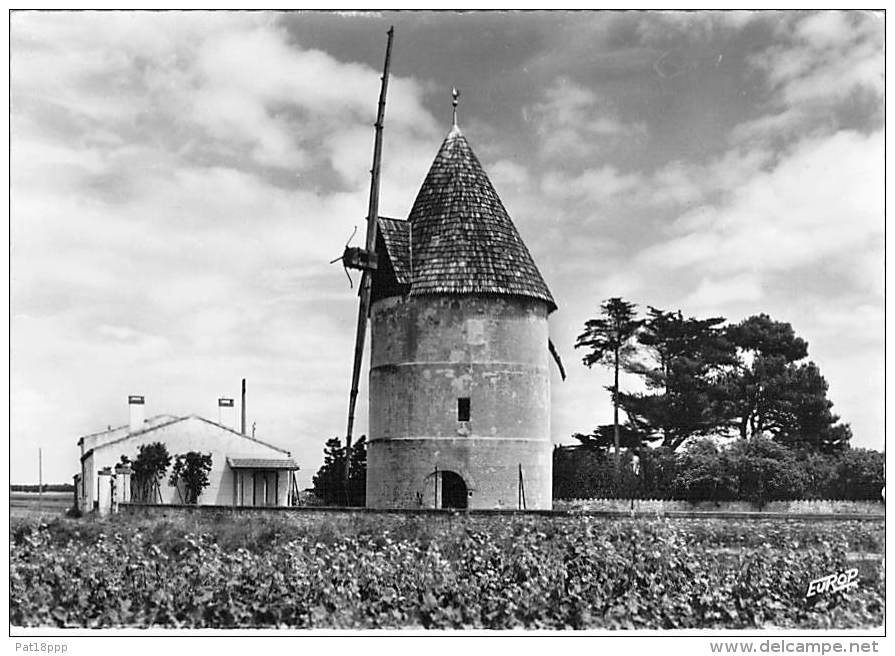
(343, 26, 394, 504)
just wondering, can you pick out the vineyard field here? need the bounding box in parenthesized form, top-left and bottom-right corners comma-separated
(9, 512, 885, 630)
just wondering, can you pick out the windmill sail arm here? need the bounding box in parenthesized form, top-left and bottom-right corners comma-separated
(548, 338, 566, 381)
(343, 27, 395, 502)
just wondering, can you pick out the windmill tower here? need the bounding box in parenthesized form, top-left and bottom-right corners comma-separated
(363, 91, 557, 510)
(339, 31, 558, 509)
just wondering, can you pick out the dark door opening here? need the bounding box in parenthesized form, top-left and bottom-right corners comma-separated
(441, 471, 468, 509)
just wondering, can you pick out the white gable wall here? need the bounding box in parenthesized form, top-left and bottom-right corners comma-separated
(80, 415, 180, 457)
(83, 416, 292, 508)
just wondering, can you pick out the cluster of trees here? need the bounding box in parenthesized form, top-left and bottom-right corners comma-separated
(554, 438, 885, 504)
(311, 436, 367, 506)
(123, 442, 212, 505)
(575, 299, 853, 457)
(566, 297, 882, 504)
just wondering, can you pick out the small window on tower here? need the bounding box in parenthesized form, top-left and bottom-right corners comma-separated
(458, 397, 471, 422)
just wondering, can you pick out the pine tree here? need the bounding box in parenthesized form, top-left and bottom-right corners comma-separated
(723, 314, 851, 453)
(619, 307, 736, 451)
(312, 436, 367, 506)
(575, 297, 642, 465)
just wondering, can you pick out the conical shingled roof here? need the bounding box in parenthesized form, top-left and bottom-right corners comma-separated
(405, 127, 556, 312)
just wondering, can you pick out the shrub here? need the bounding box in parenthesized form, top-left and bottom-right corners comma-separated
(636, 446, 678, 499)
(672, 438, 736, 503)
(794, 450, 838, 500)
(829, 449, 885, 501)
(128, 442, 171, 504)
(726, 437, 807, 507)
(553, 447, 643, 499)
(554, 438, 883, 503)
(168, 452, 213, 504)
(552, 445, 604, 499)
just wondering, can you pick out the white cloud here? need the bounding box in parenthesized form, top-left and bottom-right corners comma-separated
(634, 10, 761, 44)
(531, 141, 771, 228)
(541, 165, 642, 204)
(734, 11, 882, 143)
(682, 274, 764, 314)
(488, 160, 530, 191)
(527, 77, 647, 161)
(12, 12, 437, 179)
(638, 130, 882, 283)
(795, 11, 852, 45)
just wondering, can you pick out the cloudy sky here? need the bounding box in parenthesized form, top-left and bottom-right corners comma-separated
(11, 10, 883, 485)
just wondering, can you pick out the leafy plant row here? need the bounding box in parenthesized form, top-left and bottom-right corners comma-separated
(9, 515, 884, 629)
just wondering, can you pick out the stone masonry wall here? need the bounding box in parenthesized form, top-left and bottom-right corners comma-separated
(367, 294, 552, 509)
(367, 437, 552, 510)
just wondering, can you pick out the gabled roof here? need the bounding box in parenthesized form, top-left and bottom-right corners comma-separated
(191, 416, 291, 455)
(375, 126, 555, 312)
(78, 414, 180, 447)
(81, 414, 290, 457)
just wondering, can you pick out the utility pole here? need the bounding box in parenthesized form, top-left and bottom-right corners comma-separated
(38, 447, 42, 513)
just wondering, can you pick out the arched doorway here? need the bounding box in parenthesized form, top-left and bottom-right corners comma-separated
(440, 471, 468, 509)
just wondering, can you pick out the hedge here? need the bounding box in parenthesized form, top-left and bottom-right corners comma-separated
(553, 438, 884, 504)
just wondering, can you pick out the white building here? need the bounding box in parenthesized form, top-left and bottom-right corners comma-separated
(77, 395, 298, 510)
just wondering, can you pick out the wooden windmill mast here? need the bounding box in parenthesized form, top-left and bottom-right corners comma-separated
(341, 26, 395, 503)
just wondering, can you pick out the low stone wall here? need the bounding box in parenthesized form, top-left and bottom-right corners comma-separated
(553, 498, 884, 514)
(118, 500, 885, 521)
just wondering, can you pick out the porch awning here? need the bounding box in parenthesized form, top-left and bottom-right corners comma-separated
(227, 457, 299, 471)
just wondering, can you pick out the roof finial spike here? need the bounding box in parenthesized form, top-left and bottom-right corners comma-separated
(451, 87, 461, 131)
